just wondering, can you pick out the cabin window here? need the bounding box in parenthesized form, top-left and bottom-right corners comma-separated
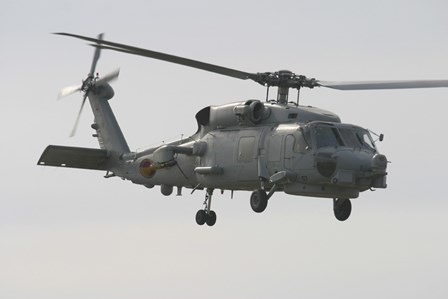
(284, 134, 295, 158)
(237, 136, 255, 163)
(268, 135, 283, 162)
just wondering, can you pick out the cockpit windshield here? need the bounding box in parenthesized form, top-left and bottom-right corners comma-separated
(314, 126, 343, 148)
(312, 124, 376, 152)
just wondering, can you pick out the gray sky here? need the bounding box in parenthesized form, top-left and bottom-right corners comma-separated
(1, 0, 448, 298)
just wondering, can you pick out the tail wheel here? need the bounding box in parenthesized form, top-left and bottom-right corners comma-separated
(250, 189, 268, 213)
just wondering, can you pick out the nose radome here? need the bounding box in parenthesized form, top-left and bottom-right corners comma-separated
(372, 154, 387, 169)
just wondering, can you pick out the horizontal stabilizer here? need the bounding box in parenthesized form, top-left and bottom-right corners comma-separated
(37, 145, 110, 171)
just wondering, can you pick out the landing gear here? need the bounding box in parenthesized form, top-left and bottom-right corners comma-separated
(250, 189, 268, 213)
(195, 210, 207, 225)
(195, 188, 217, 226)
(333, 198, 352, 221)
(206, 210, 217, 226)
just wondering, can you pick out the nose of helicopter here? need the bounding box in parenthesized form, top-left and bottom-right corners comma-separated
(327, 150, 388, 189)
(370, 153, 388, 188)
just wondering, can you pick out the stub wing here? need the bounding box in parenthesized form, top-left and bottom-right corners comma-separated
(37, 145, 110, 171)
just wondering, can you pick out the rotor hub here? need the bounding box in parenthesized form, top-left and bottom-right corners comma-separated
(251, 71, 318, 89)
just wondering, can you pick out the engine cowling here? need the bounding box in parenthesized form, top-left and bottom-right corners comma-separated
(205, 100, 269, 129)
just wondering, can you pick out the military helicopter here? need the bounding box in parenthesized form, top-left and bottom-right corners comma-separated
(38, 32, 448, 226)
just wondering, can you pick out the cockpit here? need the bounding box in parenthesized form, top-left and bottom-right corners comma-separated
(308, 122, 377, 152)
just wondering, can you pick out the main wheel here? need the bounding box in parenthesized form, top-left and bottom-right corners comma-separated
(195, 210, 207, 225)
(333, 198, 352, 221)
(206, 210, 217, 226)
(250, 189, 268, 213)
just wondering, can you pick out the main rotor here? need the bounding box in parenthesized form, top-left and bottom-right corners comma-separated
(54, 32, 448, 105)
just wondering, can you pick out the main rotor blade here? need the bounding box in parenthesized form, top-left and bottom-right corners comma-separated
(318, 80, 448, 90)
(88, 33, 104, 76)
(69, 93, 88, 137)
(54, 32, 254, 80)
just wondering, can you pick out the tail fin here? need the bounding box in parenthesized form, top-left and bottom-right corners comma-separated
(88, 82, 130, 155)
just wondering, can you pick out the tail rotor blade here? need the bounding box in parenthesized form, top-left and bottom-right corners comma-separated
(58, 84, 82, 99)
(56, 33, 119, 137)
(88, 33, 104, 76)
(69, 93, 88, 137)
(96, 69, 120, 86)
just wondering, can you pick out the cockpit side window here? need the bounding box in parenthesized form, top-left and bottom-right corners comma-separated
(357, 129, 376, 151)
(339, 127, 376, 151)
(315, 126, 343, 148)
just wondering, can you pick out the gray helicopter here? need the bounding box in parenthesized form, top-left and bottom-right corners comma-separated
(38, 33, 448, 226)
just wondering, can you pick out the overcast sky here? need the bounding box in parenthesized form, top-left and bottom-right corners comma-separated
(1, 0, 448, 298)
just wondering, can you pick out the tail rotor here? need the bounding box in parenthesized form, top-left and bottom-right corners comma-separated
(58, 33, 119, 137)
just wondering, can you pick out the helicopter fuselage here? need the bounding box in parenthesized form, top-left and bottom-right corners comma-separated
(121, 100, 388, 199)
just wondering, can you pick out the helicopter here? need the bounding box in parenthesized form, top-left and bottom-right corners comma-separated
(38, 32, 448, 226)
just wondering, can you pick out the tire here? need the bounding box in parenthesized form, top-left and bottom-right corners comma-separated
(195, 210, 207, 225)
(250, 189, 268, 213)
(334, 198, 352, 221)
(206, 210, 217, 226)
